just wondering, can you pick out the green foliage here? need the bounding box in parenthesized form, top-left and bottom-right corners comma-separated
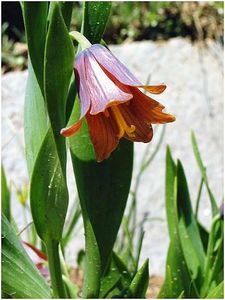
(23, 2, 74, 298)
(23, 2, 48, 94)
(2, 2, 223, 299)
(1, 214, 52, 298)
(158, 139, 223, 299)
(82, 1, 112, 44)
(66, 2, 134, 298)
(128, 259, 149, 298)
(191, 131, 218, 217)
(71, 2, 224, 43)
(1, 166, 10, 222)
(2, 2, 223, 73)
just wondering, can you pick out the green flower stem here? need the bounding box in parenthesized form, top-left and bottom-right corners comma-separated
(46, 239, 66, 298)
(69, 30, 92, 51)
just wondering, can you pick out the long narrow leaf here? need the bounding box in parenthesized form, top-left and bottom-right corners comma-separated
(191, 131, 218, 216)
(23, 2, 48, 93)
(158, 147, 196, 298)
(128, 259, 149, 298)
(1, 166, 10, 222)
(30, 128, 68, 241)
(177, 160, 205, 284)
(2, 214, 51, 298)
(60, 2, 73, 30)
(82, 1, 111, 44)
(24, 61, 48, 175)
(44, 1, 74, 161)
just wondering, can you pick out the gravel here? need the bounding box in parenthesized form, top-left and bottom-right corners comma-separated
(2, 38, 223, 275)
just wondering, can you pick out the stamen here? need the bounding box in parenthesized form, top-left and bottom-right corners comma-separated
(111, 106, 136, 138)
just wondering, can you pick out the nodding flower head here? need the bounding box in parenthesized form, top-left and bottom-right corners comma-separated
(61, 44, 175, 162)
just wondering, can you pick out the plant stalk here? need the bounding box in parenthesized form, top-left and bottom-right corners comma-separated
(46, 239, 66, 298)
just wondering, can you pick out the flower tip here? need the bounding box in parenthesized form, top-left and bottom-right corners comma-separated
(60, 120, 83, 138)
(60, 128, 69, 137)
(171, 115, 176, 122)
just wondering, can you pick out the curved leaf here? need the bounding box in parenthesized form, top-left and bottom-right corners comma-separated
(100, 252, 132, 298)
(44, 1, 74, 161)
(191, 131, 218, 216)
(60, 2, 73, 30)
(128, 259, 149, 298)
(177, 160, 205, 282)
(24, 61, 48, 175)
(30, 128, 68, 242)
(158, 148, 196, 298)
(1, 214, 51, 298)
(82, 1, 111, 44)
(23, 2, 48, 93)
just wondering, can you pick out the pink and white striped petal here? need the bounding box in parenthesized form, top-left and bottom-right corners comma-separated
(81, 51, 132, 114)
(75, 53, 91, 118)
(89, 44, 166, 95)
(89, 44, 141, 87)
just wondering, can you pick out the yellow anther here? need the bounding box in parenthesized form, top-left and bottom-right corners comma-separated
(111, 105, 136, 138)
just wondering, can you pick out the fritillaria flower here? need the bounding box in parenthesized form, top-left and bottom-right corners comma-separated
(61, 43, 175, 162)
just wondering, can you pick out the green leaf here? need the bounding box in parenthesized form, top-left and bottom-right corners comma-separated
(23, 2, 48, 94)
(191, 131, 218, 216)
(128, 259, 149, 298)
(24, 2, 73, 298)
(206, 281, 224, 299)
(71, 133, 133, 265)
(1, 166, 10, 222)
(62, 200, 81, 247)
(201, 216, 224, 297)
(1, 214, 51, 298)
(82, 1, 112, 44)
(158, 147, 196, 298)
(30, 128, 68, 242)
(44, 1, 74, 159)
(100, 251, 132, 298)
(67, 2, 133, 297)
(198, 222, 209, 252)
(24, 61, 48, 176)
(62, 275, 79, 298)
(177, 160, 205, 283)
(164, 146, 177, 238)
(60, 2, 73, 30)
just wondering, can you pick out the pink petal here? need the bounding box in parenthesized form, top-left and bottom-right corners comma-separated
(89, 44, 141, 87)
(83, 51, 132, 114)
(89, 45, 166, 95)
(75, 53, 91, 118)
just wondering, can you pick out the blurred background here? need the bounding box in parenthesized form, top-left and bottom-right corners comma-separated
(2, 1, 224, 73)
(1, 2, 224, 295)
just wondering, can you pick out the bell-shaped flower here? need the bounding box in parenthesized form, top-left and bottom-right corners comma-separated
(61, 44, 175, 162)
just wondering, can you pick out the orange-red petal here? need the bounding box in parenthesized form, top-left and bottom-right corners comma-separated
(130, 87, 176, 124)
(60, 119, 83, 137)
(86, 112, 119, 162)
(115, 103, 153, 143)
(140, 84, 167, 94)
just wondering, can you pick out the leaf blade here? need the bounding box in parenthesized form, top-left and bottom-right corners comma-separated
(2, 214, 52, 298)
(23, 2, 48, 93)
(82, 1, 111, 44)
